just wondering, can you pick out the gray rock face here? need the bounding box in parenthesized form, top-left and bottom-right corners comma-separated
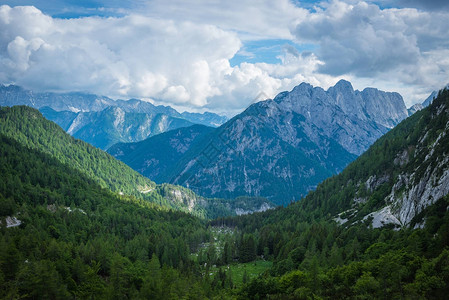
(275, 80, 408, 155)
(40, 106, 194, 150)
(350, 92, 449, 228)
(155, 80, 409, 205)
(408, 103, 423, 116)
(387, 123, 449, 226)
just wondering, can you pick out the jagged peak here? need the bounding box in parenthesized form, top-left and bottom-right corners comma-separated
(291, 82, 313, 94)
(332, 79, 354, 92)
(296, 81, 313, 89)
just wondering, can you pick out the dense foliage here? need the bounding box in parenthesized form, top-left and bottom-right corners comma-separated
(0, 106, 156, 198)
(208, 193, 449, 299)
(0, 133, 216, 298)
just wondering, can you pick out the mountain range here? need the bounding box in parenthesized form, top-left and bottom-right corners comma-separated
(0, 84, 227, 149)
(110, 80, 410, 205)
(212, 87, 449, 298)
(39, 106, 194, 150)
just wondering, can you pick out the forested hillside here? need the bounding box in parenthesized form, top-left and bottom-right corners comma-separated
(0, 133, 213, 298)
(0, 106, 271, 218)
(0, 106, 155, 197)
(0, 131, 268, 298)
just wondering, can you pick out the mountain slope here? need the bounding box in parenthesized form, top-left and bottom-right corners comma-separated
(138, 80, 408, 205)
(0, 84, 227, 126)
(0, 132, 214, 298)
(0, 84, 227, 149)
(0, 106, 154, 197)
(167, 102, 357, 205)
(108, 124, 214, 181)
(41, 106, 194, 150)
(0, 84, 177, 115)
(297, 87, 449, 227)
(0, 106, 271, 218)
(181, 111, 228, 127)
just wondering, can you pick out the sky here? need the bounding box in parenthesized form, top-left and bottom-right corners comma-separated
(1, 0, 448, 115)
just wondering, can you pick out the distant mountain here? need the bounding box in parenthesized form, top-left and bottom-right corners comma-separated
(181, 111, 228, 127)
(423, 91, 439, 107)
(407, 103, 423, 116)
(0, 84, 178, 115)
(0, 84, 114, 112)
(40, 106, 194, 150)
(0, 84, 228, 148)
(108, 124, 214, 181)
(422, 85, 449, 109)
(405, 84, 449, 116)
(113, 80, 409, 205)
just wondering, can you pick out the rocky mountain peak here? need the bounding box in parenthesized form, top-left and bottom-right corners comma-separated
(119, 80, 412, 204)
(332, 79, 354, 93)
(422, 84, 449, 107)
(270, 80, 409, 155)
(291, 82, 313, 95)
(361, 88, 407, 128)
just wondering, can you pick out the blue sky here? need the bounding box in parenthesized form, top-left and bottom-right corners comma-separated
(229, 40, 317, 67)
(1, 0, 449, 114)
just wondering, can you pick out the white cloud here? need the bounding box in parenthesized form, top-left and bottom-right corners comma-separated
(0, 5, 243, 107)
(0, 4, 331, 115)
(140, 0, 307, 40)
(1, 2, 448, 114)
(292, 0, 449, 104)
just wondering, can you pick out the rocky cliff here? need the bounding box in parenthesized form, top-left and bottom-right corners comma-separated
(307, 87, 449, 229)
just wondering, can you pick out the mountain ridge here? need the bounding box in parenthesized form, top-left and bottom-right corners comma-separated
(0, 84, 228, 149)
(41, 106, 195, 150)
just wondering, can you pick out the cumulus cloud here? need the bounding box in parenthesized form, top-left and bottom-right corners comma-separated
(1, 2, 448, 113)
(0, 4, 332, 114)
(291, 0, 449, 103)
(140, 0, 307, 40)
(0, 5, 242, 107)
